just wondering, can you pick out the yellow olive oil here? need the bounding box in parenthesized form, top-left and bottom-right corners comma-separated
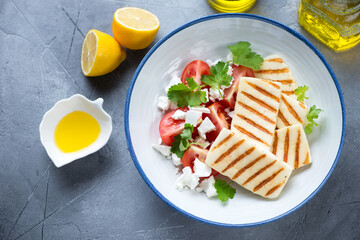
(55, 111, 100, 153)
(208, 0, 256, 13)
(298, 0, 360, 51)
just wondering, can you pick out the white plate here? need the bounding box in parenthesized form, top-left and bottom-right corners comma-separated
(125, 14, 345, 226)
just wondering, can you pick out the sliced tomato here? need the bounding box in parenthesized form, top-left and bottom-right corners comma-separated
(223, 64, 255, 108)
(159, 107, 188, 146)
(181, 60, 210, 85)
(181, 145, 218, 176)
(204, 102, 230, 142)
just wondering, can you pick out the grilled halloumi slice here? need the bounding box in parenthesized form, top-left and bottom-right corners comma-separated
(277, 94, 309, 129)
(205, 128, 292, 199)
(254, 55, 298, 99)
(231, 77, 281, 149)
(271, 124, 312, 170)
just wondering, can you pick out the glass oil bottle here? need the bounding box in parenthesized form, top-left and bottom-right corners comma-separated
(298, 0, 360, 51)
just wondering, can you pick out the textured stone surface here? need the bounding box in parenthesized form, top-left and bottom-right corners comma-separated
(0, 0, 359, 239)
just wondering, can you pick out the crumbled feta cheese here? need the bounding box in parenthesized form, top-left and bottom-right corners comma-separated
(197, 117, 216, 139)
(206, 59, 222, 66)
(196, 176, 217, 198)
(171, 110, 186, 120)
(209, 87, 223, 102)
(228, 111, 234, 118)
(193, 158, 212, 177)
(165, 76, 182, 93)
(152, 144, 171, 158)
(185, 110, 203, 126)
(194, 137, 210, 148)
(171, 153, 182, 167)
(227, 65, 233, 76)
(189, 106, 210, 114)
(176, 167, 199, 191)
(157, 96, 170, 111)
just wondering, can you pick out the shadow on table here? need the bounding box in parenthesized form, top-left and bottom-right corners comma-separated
(51, 142, 118, 187)
(85, 48, 149, 94)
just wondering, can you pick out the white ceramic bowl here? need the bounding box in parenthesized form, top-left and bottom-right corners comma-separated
(125, 14, 345, 226)
(40, 94, 112, 168)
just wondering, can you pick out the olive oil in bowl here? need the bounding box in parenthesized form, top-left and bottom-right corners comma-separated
(55, 111, 101, 153)
(298, 0, 360, 51)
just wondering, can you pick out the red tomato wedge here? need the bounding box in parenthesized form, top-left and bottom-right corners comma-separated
(159, 107, 188, 146)
(204, 102, 230, 142)
(181, 60, 211, 85)
(181, 145, 218, 176)
(223, 64, 255, 108)
(182, 145, 208, 168)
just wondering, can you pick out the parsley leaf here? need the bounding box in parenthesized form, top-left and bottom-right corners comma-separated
(305, 105, 323, 134)
(201, 61, 232, 97)
(227, 41, 264, 70)
(214, 179, 236, 202)
(294, 85, 309, 101)
(167, 78, 207, 107)
(171, 124, 194, 158)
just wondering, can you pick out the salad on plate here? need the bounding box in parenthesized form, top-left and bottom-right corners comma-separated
(152, 42, 322, 202)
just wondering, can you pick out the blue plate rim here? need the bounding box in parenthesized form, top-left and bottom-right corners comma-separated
(124, 13, 346, 227)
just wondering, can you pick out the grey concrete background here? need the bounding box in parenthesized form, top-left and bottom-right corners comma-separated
(0, 0, 359, 239)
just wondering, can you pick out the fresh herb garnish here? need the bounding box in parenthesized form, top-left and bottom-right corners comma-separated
(201, 61, 232, 97)
(305, 105, 323, 134)
(171, 124, 194, 158)
(294, 85, 309, 101)
(227, 41, 263, 70)
(167, 78, 207, 107)
(214, 179, 236, 202)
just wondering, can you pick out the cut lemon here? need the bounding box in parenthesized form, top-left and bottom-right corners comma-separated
(112, 7, 160, 50)
(81, 29, 126, 77)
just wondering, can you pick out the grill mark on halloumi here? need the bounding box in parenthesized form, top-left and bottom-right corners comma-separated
(295, 129, 301, 169)
(282, 90, 295, 96)
(241, 91, 277, 114)
(299, 101, 306, 109)
(271, 80, 295, 85)
(233, 125, 270, 147)
(283, 128, 290, 163)
(264, 58, 283, 63)
(260, 79, 281, 89)
(265, 180, 286, 197)
(212, 140, 244, 165)
(237, 101, 275, 125)
(304, 152, 310, 164)
(222, 147, 255, 173)
(237, 114, 273, 135)
(254, 68, 289, 74)
(272, 125, 312, 170)
(243, 160, 277, 185)
(278, 110, 290, 127)
(281, 95, 302, 123)
(272, 132, 278, 155)
(246, 81, 280, 102)
(211, 132, 234, 152)
(232, 154, 266, 180)
(254, 167, 284, 192)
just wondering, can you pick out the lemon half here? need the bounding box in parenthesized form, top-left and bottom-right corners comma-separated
(112, 7, 160, 50)
(81, 29, 126, 77)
